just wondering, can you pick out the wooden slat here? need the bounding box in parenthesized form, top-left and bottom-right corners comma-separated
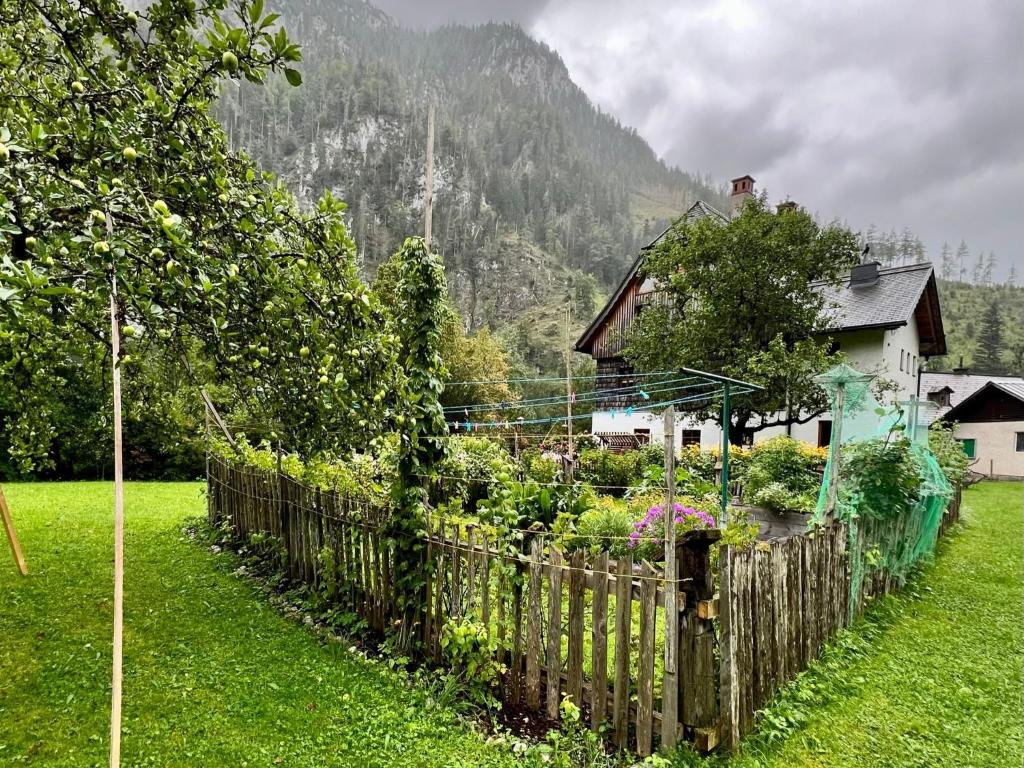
(480, 531, 491, 631)
(566, 549, 585, 709)
(511, 579, 524, 705)
(591, 551, 609, 733)
(451, 526, 462, 618)
(738, 549, 754, 737)
(466, 526, 477, 613)
(526, 539, 543, 710)
(432, 521, 446, 662)
(546, 546, 564, 721)
(612, 555, 633, 748)
(496, 567, 507, 666)
(636, 561, 656, 757)
(718, 546, 739, 751)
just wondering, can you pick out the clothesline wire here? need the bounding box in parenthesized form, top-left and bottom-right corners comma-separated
(446, 370, 675, 386)
(442, 375, 711, 414)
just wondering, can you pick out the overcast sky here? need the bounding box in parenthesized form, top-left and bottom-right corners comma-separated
(374, 0, 1023, 279)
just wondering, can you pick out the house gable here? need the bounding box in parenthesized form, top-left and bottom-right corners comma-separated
(940, 381, 1024, 423)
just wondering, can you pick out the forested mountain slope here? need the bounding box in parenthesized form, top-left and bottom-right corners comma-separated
(216, 0, 725, 368)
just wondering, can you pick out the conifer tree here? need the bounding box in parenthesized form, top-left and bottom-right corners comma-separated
(976, 302, 1005, 373)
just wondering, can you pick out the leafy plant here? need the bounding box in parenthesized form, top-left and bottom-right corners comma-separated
(439, 616, 505, 712)
(841, 434, 922, 521)
(928, 422, 971, 487)
(743, 437, 825, 514)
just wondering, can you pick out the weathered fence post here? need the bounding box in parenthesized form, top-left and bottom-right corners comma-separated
(679, 528, 722, 750)
(718, 542, 740, 752)
(662, 407, 680, 748)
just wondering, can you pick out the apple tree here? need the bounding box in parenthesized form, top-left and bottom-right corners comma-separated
(0, 0, 406, 466)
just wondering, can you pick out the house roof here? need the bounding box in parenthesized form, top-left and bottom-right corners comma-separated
(811, 262, 946, 355)
(938, 379, 1024, 423)
(921, 371, 1024, 417)
(576, 199, 947, 357)
(574, 200, 728, 353)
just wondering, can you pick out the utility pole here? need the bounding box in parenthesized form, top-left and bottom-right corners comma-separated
(564, 305, 573, 483)
(424, 101, 435, 250)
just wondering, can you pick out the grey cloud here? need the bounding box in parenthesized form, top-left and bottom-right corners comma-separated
(529, 0, 1024, 278)
(370, 0, 548, 29)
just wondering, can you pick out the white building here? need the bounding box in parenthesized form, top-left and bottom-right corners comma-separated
(922, 371, 1024, 479)
(575, 177, 947, 450)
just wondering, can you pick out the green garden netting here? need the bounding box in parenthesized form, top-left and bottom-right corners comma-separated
(812, 364, 953, 620)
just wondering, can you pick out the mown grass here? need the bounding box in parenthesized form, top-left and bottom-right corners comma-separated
(0, 482, 515, 767)
(697, 480, 1024, 768)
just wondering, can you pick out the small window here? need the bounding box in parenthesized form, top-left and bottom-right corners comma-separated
(817, 420, 833, 448)
(958, 438, 976, 459)
(681, 429, 701, 447)
(899, 349, 905, 372)
(1016, 432, 1024, 453)
(913, 356, 917, 375)
(633, 428, 651, 446)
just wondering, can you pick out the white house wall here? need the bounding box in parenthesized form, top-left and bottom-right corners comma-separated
(953, 420, 1024, 479)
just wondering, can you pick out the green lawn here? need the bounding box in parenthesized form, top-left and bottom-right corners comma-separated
(0, 482, 514, 767)
(2, 481, 1021, 767)
(721, 480, 1024, 768)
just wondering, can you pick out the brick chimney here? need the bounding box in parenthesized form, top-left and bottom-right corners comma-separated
(730, 175, 755, 217)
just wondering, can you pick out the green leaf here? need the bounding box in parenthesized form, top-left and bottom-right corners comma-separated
(284, 68, 302, 87)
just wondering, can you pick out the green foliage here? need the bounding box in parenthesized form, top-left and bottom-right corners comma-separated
(575, 448, 644, 493)
(433, 436, 516, 513)
(626, 196, 859, 439)
(928, 422, 972, 487)
(744, 437, 825, 514)
(0, 0, 405, 470)
(573, 498, 634, 556)
(390, 237, 449, 648)
(840, 435, 923, 521)
(521, 448, 560, 483)
(439, 616, 505, 712)
(520, 698, 617, 768)
(936, 279, 1024, 375)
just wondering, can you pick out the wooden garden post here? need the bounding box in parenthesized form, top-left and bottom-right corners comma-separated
(823, 382, 846, 517)
(0, 484, 27, 575)
(109, 274, 125, 768)
(661, 406, 679, 747)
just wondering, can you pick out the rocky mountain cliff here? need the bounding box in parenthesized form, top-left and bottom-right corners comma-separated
(217, 0, 725, 367)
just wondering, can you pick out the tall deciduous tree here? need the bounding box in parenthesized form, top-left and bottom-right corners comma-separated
(0, 0, 406, 466)
(626, 196, 859, 443)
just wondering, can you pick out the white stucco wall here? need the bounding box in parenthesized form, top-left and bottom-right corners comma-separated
(953, 421, 1024, 479)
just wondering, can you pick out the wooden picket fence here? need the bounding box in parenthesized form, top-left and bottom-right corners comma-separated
(718, 486, 963, 749)
(207, 455, 963, 756)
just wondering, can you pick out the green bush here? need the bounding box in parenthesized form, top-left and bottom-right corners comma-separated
(743, 436, 825, 514)
(841, 435, 922, 520)
(574, 499, 634, 556)
(434, 437, 516, 513)
(928, 422, 971, 487)
(439, 616, 504, 711)
(520, 448, 559, 484)
(575, 448, 643, 493)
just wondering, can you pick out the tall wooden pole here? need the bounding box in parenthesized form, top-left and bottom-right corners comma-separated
(564, 305, 573, 483)
(1, 483, 28, 575)
(823, 382, 846, 518)
(109, 275, 125, 768)
(661, 406, 678, 746)
(424, 102, 435, 249)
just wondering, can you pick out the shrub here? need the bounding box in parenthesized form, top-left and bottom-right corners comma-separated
(574, 499, 634, 556)
(841, 435, 922, 520)
(928, 422, 971, 487)
(439, 616, 505, 711)
(521, 448, 560, 484)
(743, 436, 824, 514)
(434, 437, 516, 513)
(575, 448, 642, 493)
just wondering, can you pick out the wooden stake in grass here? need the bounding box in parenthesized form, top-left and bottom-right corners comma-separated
(109, 275, 125, 768)
(1, 483, 28, 576)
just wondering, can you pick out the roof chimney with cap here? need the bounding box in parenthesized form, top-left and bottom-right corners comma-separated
(849, 261, 880, 289)
(730, 174, 755, 217)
